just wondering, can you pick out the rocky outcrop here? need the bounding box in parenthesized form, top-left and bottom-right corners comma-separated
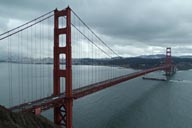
(0, 105, 60, 128)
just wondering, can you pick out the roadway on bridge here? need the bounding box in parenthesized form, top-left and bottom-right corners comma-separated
(10, 65, 171, 113)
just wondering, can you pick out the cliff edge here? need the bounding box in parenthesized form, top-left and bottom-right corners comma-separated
(0, 105, 60, 128)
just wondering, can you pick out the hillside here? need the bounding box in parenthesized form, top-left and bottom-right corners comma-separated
(1, 55, 192, 70)
(73, 57, 192, 70)
(0, 105, 60, 128)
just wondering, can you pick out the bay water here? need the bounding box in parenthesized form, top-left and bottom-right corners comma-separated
(0, 63, 192, 128)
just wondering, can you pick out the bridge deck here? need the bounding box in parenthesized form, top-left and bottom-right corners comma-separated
(10, 65, 171, 113)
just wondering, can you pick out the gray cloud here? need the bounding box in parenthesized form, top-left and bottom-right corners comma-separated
(77, 0, 192, 44)
(1, 0, 192, 56)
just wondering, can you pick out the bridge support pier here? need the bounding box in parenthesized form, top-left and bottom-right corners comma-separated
(54, 7, 73, 128)
(165, 47, 176, 77)
(165, 47, 172, 76)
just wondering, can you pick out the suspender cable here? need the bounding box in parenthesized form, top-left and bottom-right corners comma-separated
(26, 27, 30, 102)
(42, 20, 45, 98)
(47, 17, 51, 96)
(40, 21, 42, 98)
(71, 9, 120, 58)
(35, 24, 37, 99)
(30, 25, 33, 100)
(21, 33, 23, 102)
(71, 23, 112, 58)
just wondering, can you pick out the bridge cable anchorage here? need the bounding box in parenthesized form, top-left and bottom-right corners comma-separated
(0, 10, 54, 37)
(0, 14, 54, 41)
(71, 9, 121, 58)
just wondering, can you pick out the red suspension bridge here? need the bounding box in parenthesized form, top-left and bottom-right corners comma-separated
(0, 7, 176, 128)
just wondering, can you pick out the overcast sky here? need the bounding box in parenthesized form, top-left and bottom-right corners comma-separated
(1, 0, 192, 57)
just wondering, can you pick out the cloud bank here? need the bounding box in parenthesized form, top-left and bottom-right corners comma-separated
(1, 0, 192, 57)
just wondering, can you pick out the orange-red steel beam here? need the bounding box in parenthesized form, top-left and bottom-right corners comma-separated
(53, 7, 73, 128)
(73, 65, 172, 99)
(10, 65, 176, 118)
(10, 65, 175, 113)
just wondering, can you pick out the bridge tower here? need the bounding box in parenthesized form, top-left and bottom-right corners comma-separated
(54, 7, 73, 128)
(165, 47, 172, 76)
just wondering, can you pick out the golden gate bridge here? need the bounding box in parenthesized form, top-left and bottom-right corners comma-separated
(0, 7, 176, 128)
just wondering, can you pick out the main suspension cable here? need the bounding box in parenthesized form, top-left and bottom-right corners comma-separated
(71, 9, 121, 58)
(71, 23, 113, 58)
(0, 10, 54, 37)
(0, 14, 54, 40)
